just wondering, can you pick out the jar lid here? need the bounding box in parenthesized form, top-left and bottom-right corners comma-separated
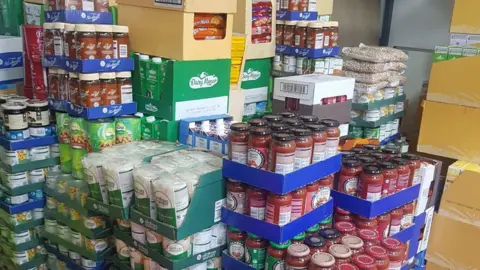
(363, 165, 382, 174)
(378, 161, 397, 169)
(291, 128, 312, 137)
(283, 118, 303, 127)
(116, 71, 132, 78)
(247, 118, 268, 127)
(139, 54, 149, 60)
(100, 72, 116, 79)
(402, 153, 419, 160)
(365, 245, 389, 259)
(341, 151, 356, 159)
(293, 231, 306, 240)
(308, 21, 325, 28)
(351, 147, 367, 155)
(336, 263, 359, 270)
(357, 229, 379, 241)
(357, 155, 376, 164)
(380, 237, 402, 250)
(69, 72, 78, 78)
(276, 20, 285, 25)
(335, 221, 355, 232)
(0, 95, 10, 103)
(305, 123, 326, 132)
(391, 157, 408, 165)
(64, 23, 75, 31)
(382, 147, 400, 154)
(306, 224, 320, 233)
(371, 152, 388, 160)
(304, 236, 325, 247)
(270, 123, 290, 133)
(27, 99, 48, 107)
(75, 24, 95, 32)
(57, 69, 67, 74)
(249, 126, 271, 136)
(280, 111, 296, 119)
(95, 24, 113, 32)
(227, 226, 241, 232)
(270, 240, 291, 249)
(328, 244, 352, 258)
(287, 244, 310, 257)
(43, 23, 54, 29)
(299, 115, 318, 123)
(342, 159, 361, 168)
(296, 21, 310, 27)
(341, 235, 364, 249)
(230, 122, 249, 132)
(363, 144, 381, 151)
(8, 97, 29, 103)
(79, 73, 100, 81)
(272, 133, 295, 142)
(263, 114, 283, 123)
(247, 233, 260, 239)
(335, 207, 350, 215)
(311, 252, 335, 267)
(318, 228, 340, 239)
(352, 254, 376, 269)
(53, 22, 65, 29)
(113, 25, 129, 33)
(284, 20, 298, 26)
(48, 68, 58, 74)
(320, 119, 340, 128)
(2, 102, 27, 110)
(318, 215, 332, 224)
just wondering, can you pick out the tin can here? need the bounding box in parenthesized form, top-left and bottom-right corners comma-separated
(14, 248, 36, 265)
(29, 169, 46, 183)
(84, 237, 108, 254)
(81, 257, 97, 268)
(115, 116, 141, 144)
(59, 143, 72, 173)
(46, 196, 57, 210)
(44, 218, 57, 234)
(3, 149, 29, 165)
(28, 189, 44, 200)
(379, 124, 387, 140)
(71, 147, 87, 179)
(9, 230, 32, 245)
(69, 208, 81, 221)
(145, 229, 162, 252)
(364, 127, 380, 140)
(55, 112, 70, 144)
(83, 216, 106, 230)
(71, 230, 83, 247)
(282, 56, 296, 73)
(69, 117, 87, 149)
(57, 224, 70, 240)
(86, 119, 115, 152)
(29, 146, 51, 161)
(3, 171, 28, 189)
(57, 201, 69, 217)
(58, 245, 68, 256)
(10, 210, 33, 225)
(311, 59, 325, 74)
(50, 144, 60, 157)
(116, 239, 130, 262)
(33, 208, 44, 219)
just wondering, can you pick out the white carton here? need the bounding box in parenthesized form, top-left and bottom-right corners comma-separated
(0, 36, 24, 84)
(415, 162, 435, 215)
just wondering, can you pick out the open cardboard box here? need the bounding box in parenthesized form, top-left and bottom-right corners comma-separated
(450, 0, 480, 34)
(317, 0, 333, 15)
(426, 170, 480, 269)
(117, 0, 236, 13)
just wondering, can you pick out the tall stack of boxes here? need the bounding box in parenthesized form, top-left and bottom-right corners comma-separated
(119, 0, 235, 141)
(419, 0, 480, 268)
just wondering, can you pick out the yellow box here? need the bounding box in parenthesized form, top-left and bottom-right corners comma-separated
(317, 0, 333, 15)
(118, 4, 233, 60)
(117, 0, 236, 13)
(427, 55, 480, 108)
(450, 0, 480, 34)
(418, 100, 480, 163)
(233, 0, 275, 60)
(444, 161, 480, 192)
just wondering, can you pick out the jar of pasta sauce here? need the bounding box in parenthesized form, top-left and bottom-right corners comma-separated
(292, 232, 306, 244)
(357, 229, 380, 247)
(229, 123, 249, 164)
(365, 245, 389, 270)
(263, 114, 283, 125)
(281, 111, 296, 119)
(338, 159, 362, 196)
(246, 186, 267, 220)
(305, 236, 327, 254)
(402, 154, 421, 186)
(391, 158, 410, 191)
(389, 208, 402, 236)
(329, 244, 352, 265)
(401, 202, 414, 230)
(276, 20, 284, 45)
(266, 240, 291, 269)
(341, 235, 364, 255)
(227, 227, 246, 261)
(44, 23, 55, 56)
(266, 192, 292, 226)
(100, 72, 120, 105)
(355, 216, 377, 231)
(320, 119, 340, 158)
(335, 207, 355, 223)
(319, 228, 340, 248)
(378, 161, 398, 197)
(75, 24, 97, 60)
(283, 21, 297, 46)
(245, 233, 268, 269)
(248, 118, 268, 127)
(380, 238, 404, 270)
(306, 124, 327, 163)
(284, 118, 303, 129)
(295, 21, 309, 48)
(79, 73, 102, 107)
(286, 244, 311, 269)
(371, 152, 388, 161)
(381, 147, 401, 160)
(351, 148, 367, 155)
(304, 181, 319, 214)
(292, 128, 313, 170)
(357, 165, 384, 202)
(377, 213, 391, 239)
(309, 252, 335, 270)
(291, 186, 307, 220)
(336, 263, 359, 270)
(357, 156, 376, 166)
(226, 180, 246, 214)
(306, 22, 325, 49)
(335, 222, 356, 237)
(317, 176, 332, 206)
(352, 254, 377, 270)
(95, 24, 113, 59)
(319, 215, 332, 229)
(269, 133, 296, 174)
(113, 25, 130, 59)
(362, 144, 381, 153)
(248, 127, 272, 170)
(270, 123, 290, 134)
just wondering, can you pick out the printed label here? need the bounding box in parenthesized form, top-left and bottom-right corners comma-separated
(53, 36, 63, 56)
(312, 141, 326, 162)
(325, 137, 339, 158)
(119, 44, 128, 58)
(315, 186, 331, 206)
(396, 173, 409, 190)
(210, 141, 223, 154)
(249, 197, 266, 220)
(291, 198, 304, 220)
(266, 202, 291, 226)
(390, 224, 401, 236)
(248, 147, 268, 170)
(294, 147, 312, 170)
(227, 191, 245, 214)
(195, 137, 208, 150)
(28, 110, 50, 126)
(401, 213, 413, 229)
(338, 175, 358, 195)
(175, 96, 228, 121)
(228, 240, 245, 260)
(214, 198, 225, 222)
(245, 245, 266, 269)
(189, 72, 218, 89)
(120, 85, 133, 103)
(4, 113, 28, 130)
(265, 255, 285, 270)
(274, 152, 295, 174)
(242, 69, 261, 82)
(366, 184, 382, 202)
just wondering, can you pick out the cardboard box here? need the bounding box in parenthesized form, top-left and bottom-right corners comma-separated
(233, 0, 275, 59)
(241, 58, 271, 90)
(23, 2, 45, 25)
(427, 55, 480, 108)
(117, 0, 236, 13)
(317, 0, 333, 15)
(444, 160, 480, 192)
(118, 5, 233, 60)
(450, 0, 480, 34)
(0, 36, 24, 84)
(426, 169, 480, 269)
(418, 101, 480, 163)
(450, 33, 468, 46)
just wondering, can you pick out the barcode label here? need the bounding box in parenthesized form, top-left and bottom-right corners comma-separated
(280, 82, 309, 95)
(154, 0, 182, 6)
(119, 44, 128, 58)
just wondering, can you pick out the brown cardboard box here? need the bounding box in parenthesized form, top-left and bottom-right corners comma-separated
(117, 0, 236, 13)
(426, 170, 480, 269)
(317, 0, 333, 15)
(450, 0, 480, 34)
(228, 85, 245, 121)
(233, 0, 275, 60)
(427, 56, 480, 108)
(118, 5, 233, 60)
(418, 100, 480, 163)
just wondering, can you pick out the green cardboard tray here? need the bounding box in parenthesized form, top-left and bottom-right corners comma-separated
(42, 231, 114, 261)
(111, 255, 131, 270)
(0, 157, 59, 173)
(0, 254, 46, 270)
(44, 208, 112, 239)
(0, 236, 41, 252)
(114, 227, 224, 270)
(130, 169, 225, 240)
(350, 111, 405, 128)
(0, 211, 43, 233)
(0, 182, 44, 196)
(351, 95, 406, 110)
(44, 186, 93, 217)
(85, 197, 129, 220)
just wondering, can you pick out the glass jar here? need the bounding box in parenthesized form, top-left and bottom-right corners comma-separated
(95, 24, 113, 59)
(380, 238, 404, 269)
(378, 161, 398, 197)
(269, 133, 296, 174)
(283, 21, 297, 46)
(335, 221, 356, 237)
(357, 155, 376, 165)
(291, 186, 307, 220)
(63, 23, 75, 59)
(357, 165, 384, 202)
(325, 21, 339, 47)
(328, 244, 352, 265)
(44, 23, 55, 56)
(334, 207, 355, 223)
(294, 21, 309, 48)
(306, 124, 327, 163)
(79, 73, 102, 108)
(75, 24, 97, 60)
(276, 20, 285, 45)
(288, 0, 300, 10)
(68, 72, 80, 105)
(280, 111, 296, 119)
(320, 119, 340, 158)
(371, 152, 388, 161)
(355, 216, 377, 231)
(245, 233, 268, 268)
(317, 176, 332, 206)
(227, 227, 246, 261)
(248, 118, 268, 127)
(391, 158, 410, 191)
(351, 147, 367, 155)
(270, 123, 291, 134)
(52, 22, 65, 57)
(292, 232, 306, 244)
(319, 215, 333, 229)
(226, 180, 246, 214)
(263, 114, 283, 125)
(305, 236, 327, 254)
(247, 127, 272, 170)
(284, 118, 304, 129)
(229, 123, 249, 164)
(116, 71, 133, 104)
(377, 213, 391, 240)
(365, 245, 390, 270)
(308, 252, 335, 270)
(341, 235, 364, 255)
(112, 25, 130, 59)
(402, 154, 421, 187)
(305, 224, 320, 237)
(304, 181, 319, 214)
(246, 186, 267, 220)
(362, 144, 381, 152)
(381, 147, 401, 160)
(337, 159, 362, 196)
(352, 254, 377, 270)
(306, 22, 324, 49)
(357, 229, 380, 247)
(99, 72, 119, 105)
(318, 228, 340, 248)
(401, 202, 415, 230)
(389, 208, 402, 236)
(285, 244, 311, 269)
(266, 193, 292, 226)
(292, 128, 313, 170)
(266, 241, 291, 269)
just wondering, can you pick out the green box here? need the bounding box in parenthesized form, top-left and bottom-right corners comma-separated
(351, 95, 406, 110)
(0, 182, 44, 196)
(44, 208, 112, 239)
(85, 197, 130, 220)
(0, 211, 43, 233)
(44, 186, 93, 217)
(241, 58, 271, 90)
(23, 2, 45, 25)
(0, 157, 59, 174)
(0, 254, 45, 270)
(157, 119, 179, 142)
(351, 111, 404, 128)
(134, 59, 231, 121)
(433, 46, 449, 62)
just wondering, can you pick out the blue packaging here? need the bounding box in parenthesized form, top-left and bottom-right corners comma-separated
(28, 190, 44, 200)
(5, 128, 30, 140)
(29, 125, 53, 137)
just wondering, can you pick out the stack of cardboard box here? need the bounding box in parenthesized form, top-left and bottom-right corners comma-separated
(118, 0, 236, 141)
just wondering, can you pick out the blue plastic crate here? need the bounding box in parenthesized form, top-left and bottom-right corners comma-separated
(221, 199, 333, 243)
(223, 154, 341, 194)
(63, 58, 134, 73)
(276, 10, 318, 21)
(0, 199, 45, 214)
(49, 99, 68, 112)
(222, 250, 255, 270)
(391, 223, 416, 243)
(66, 102, 137, 120)
(0, 135, 58, 151)
(275, 45, 340, 58)
(44, 10, 113, 24)
(330, 184, 421, 218)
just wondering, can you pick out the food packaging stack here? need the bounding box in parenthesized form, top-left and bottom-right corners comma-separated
(231, 35, 246, 85)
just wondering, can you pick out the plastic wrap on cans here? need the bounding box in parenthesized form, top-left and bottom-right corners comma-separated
(145, 229, 162, 252)
(162, 236, 191, 260)
(133, 163, 159, 218)
(10, 210, 33, 225)
(131, 221, 146, 245)
(82, 153, 109, 203)
(130, 247, 144, 270)
(210, 223, 227, 249)
(14, 248, 36, 265)
(84, 237, 108, 254)
(3, 171, 28, 189)
(69, 251, 81, 265)
(29, 168, 46, 183)
(116, 238, 130, 262)
(71, 230, 83, 247)
(104, 158, 134, 208)
(117, 219, 131, 232)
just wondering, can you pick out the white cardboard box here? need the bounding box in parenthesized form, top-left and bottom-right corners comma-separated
(415, 162, 435, 215)
(0, 36, 24, 84)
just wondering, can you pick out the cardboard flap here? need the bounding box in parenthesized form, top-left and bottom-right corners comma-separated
(427, 56, 480, 108)
(451, 0, 480, 34)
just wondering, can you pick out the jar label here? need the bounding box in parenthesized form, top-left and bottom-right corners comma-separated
(227, 191, 245, 214)
(119, 44, 128, 58)
(53, 35, 63, 56)
(291, 197, 304, 220)
(28, 110, 50, 127)
(249, 195, 266, 220)
(121, 84, 133, 103)
(396, 173, 409, 190)
(265, 256, 285, 270)
(339, 175, 358, 196)
(389, 220, 401, 236)
(312, 141, 326, 163)
(245, 246, 266, 269)
(401, 213, 413, 229)
(266, 202, 291, 226)
(314, 186, 331, 207)
(294, 146, 312, 170)
(274, 152, 295, 174)
(248, 147, 268, 170)
(365, 183, 382, 202)
(4, 113, 28, 130)
(314, 33, 324, 49)
(228, 240, 245, 261)
(231, 142, 247, 164)
(325, 137, 339, 158)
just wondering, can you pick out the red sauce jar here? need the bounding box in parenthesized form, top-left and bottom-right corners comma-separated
(391, 158, 410, 192)
(371, 153, 388, 161)
(270, 123, 290, 134)
(381, 147, 401, 160)
(292, 232, 306, 244)
(319, 216, 333, 229)
(299, 115, 318, 123)
(292, 128, 313, 170)
(320, 119, 340, 158)
(306, 224, 320, 237)
(357, 165, 384, 202)
(401, 202, 415, 230)
(284, 118, 304, 129)
(389, 208, 402, 236)
(317, 176, 332, 206)
(247, 126, 272, 170)
(266, 241, 291, 269)
(245, 233, 268, 268)
(229, 123, 249, 164)
(380, 238, 404, 269)
(357, 156, 376, 165)
(355, 216, 377, 231)
(365, 245, 389, 270)
(248, 118, 268, 127)
(227, 227, 246, 261)
(309, 252, 336, 270)
(306, 22, 325, 49)
(341, 235, 364, 255)
(295, 21, 309, 48)
(357, 229, 380, 247)
(325, 21, 339, 47)
(319, 229, 340, 248)
(75, 24, 97, 60)
(304, 181, 319, 213)
(291, 186, 307, 220)
(226, 180, 246, 214)
(281, 111, 296, 119)
(305, 236, 327, 254)
(63, 23, 75, 58)
(335, 222, 356, 237)
(95, 24, 114, 59)
(352, 254, 377, 270)
(79, 73, 102, 107)
(402, 154, 421, 187)
(329, 244, 352, 265)
(351, 148, 367, 155)
(283, 21, 297, 46)
(338, 159, 362, 196)
(378, 161, 398, 197)
(288, 0, 300, 10)
(341, 151, 356, 160)
(44, 23, 55, 56)
(305, 124, 327, 163)
(285, 244, 312, 269)
(377, 213, 391, 239)
(113, 25, 130, 59)
(362, 145, 381, 153)
(100, 72, 119, 105)
(263, 114, 283, 124)
(269, 133, 296, 174)
(246, 186, 267, 220)
(335, 207, 355, 223)
(336, 263, 359, 270)
(266, 192, 292, 225)
(276, 20, 285, 45)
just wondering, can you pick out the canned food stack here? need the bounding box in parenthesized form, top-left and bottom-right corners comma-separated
(231, 35, 246, 85)
(343, 45, 409, 143)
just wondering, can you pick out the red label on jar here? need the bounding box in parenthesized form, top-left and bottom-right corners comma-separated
(248, 147, 268, 170)
(338, 175, 358, 196)
(358, 181, 382, 202)
(396, 173, 409, 191)
(291, 198, 304, 220)
(275, 152, 295, 174)
(266, 203, 291, 226)
(249, 197, 266, 220)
